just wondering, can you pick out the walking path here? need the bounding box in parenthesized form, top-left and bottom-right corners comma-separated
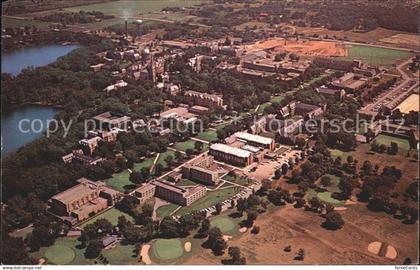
(149, 153, 160, 174)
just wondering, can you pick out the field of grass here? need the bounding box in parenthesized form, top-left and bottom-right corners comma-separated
(64, 0, 205, 16)
(344, 45, 413, 66)
(329, 148, 355, 160)
(176, 187, 239, 215)
(222, 174, 253, 186)
(372, 134, 411, 155)
(210, 217, 235, 233)
(196, 130, 218, 142)
(306, 174, 345, 206)
(106, 157, 154, 191)
(79, 208, 134, 228)
(156, 203, 179, 219)
(101, 243, 138, 264)
(176, 178, 198, 186)
(2, 16, 51, 30)
(105, 170, 132, 192)
(45, 244, 75, 265)
(31, 237, 138, 265)
(150, 239, 184, 261)
(174, 140, 209, 153)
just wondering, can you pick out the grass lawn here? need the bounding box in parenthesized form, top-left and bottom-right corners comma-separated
(271, 95, 286, 103)
(222, 174, 254, 186)
(105, 170, 131, 192)
(102, 243, 138, 265)
(64, 0, 205, 16)
(307, 174, 345, 206)
(32, 237, 138, 265)
(2, 17, 51, 30)
(156, 203, 179, 219)
(372, 134, 411, 155)
(176, 178, 198, 186)
(45, 244, 75, 265)
(31, 237, 87, 265)
(174, 140, 208, 153)
(196, 130, 218, 142)
(106, 157, 155, 192)
(79, 208, 134, 228)
(343, 45, 413, 66)
(133, 157, 155, 171)
(329, 148, 355, 160)
(210, 217, 235, 233)
(150, 239, 184, 261)
(176, 187, 239, 215)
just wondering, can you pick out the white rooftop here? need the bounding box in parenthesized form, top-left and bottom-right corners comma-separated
(234, 132, 273, 145)
(210, 143, 252, 158)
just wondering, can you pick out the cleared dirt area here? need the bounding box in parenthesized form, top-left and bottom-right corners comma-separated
(294, 26, 418, 49)
(380, 34, 419, 48)
(252, 38, 346, 57)
(184, 204, 418, 264)
(396, 94, 419, 114)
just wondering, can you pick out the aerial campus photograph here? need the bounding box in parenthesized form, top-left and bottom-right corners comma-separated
(0, 0, 419, 268)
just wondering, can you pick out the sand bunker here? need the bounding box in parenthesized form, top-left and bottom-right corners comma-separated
(367, 241, 382, 255)
(223, 235, 233, 242)
(385, 245, 398, 260)
(184, 242, 192, 253)
(253, 38, 346, 57)
(368, 241, 397, 260)
(239, 227, 248, 233)
(140, 244, 152, 265)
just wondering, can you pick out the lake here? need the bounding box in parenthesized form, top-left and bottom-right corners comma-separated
(1, 105, 59, 156)
(1, 44, 80, 76)
(1, 44, 78, 156)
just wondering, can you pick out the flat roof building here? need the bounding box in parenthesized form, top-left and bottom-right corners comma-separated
(234, 132, 275, 151)
(209, 143, 253, 167)
(153, 180, 207, 206)
(182, 155, 220, 186)
(50, 178, 121, 224)
(93, 112, 131, 131)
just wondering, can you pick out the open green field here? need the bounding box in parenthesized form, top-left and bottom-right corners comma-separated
(210, 217, 235, 233)
(156, 203, 179, 219)
(64, 0, 206, 16)
(79, 208, 134, 228)
(174, 140, 208, 153)
(343, 45, 413, 66)
(31, 237, 138, 265)
(196, 130, 218, 142)
(222, 174, 253, 186)
(150, 239, 184, 261)
(372, 134, 411, 155)
(306, 174, 345, 206)
(329, 148, 355, 160)
(105, 170, 131, 192)
(45, 244, 75, 265)
(2, 16, 52, 30)
(176, 187, 239, 215)
(176, 178, 198, 186)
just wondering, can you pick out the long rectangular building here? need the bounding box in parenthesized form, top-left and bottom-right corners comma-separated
(154, 180, 207, 206)
(133, 180, 207, 206)
(209, 143, 253, 167)
(234, 132, 275, 150)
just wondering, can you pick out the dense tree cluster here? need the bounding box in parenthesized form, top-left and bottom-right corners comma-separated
(36, 11, 114, 25)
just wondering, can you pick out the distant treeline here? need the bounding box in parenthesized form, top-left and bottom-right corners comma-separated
(2, 0, 116, 15)
(36, 11, 115, 25)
